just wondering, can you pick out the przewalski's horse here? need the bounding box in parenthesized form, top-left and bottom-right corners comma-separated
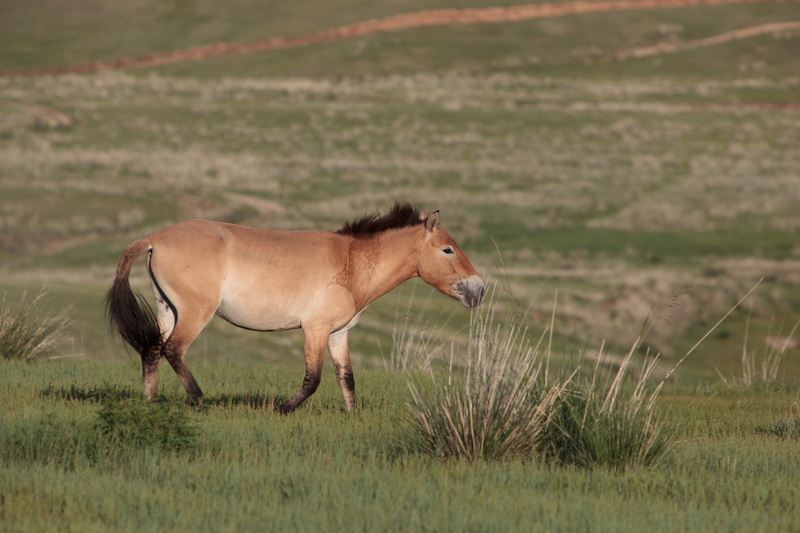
(105, 203, 485, 413)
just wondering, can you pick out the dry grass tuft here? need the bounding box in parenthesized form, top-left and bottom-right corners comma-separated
(403, 279, 761, 467)
(0, 290, 73, 362)
(715, 310, 800, 389)
(403, 291, 678, 468)
(405, 298, 568, 462)
(546, 339, 675, 470)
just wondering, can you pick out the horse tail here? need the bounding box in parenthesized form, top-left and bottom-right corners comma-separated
(104, 239, 162, 359)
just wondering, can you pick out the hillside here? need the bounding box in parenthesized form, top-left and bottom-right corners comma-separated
(1, 0, 799, 381)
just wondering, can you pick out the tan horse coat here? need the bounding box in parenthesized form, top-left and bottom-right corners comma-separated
(106, 205, 485, 413)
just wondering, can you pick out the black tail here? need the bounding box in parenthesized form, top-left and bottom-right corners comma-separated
(104, 239, 162, 359)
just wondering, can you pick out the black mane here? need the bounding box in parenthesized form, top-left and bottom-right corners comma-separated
(336, 203, 423, 237)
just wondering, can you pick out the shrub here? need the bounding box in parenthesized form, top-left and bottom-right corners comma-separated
(0, 290, 73, 362)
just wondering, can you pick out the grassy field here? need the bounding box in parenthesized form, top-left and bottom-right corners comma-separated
(1, 360, 799, 531)
(1, 0, 800, 529)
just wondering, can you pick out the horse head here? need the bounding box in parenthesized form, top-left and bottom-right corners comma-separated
(417, 211, 486, 308)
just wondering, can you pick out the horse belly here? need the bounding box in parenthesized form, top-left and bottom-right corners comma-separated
(212, 230, 353, 332)
(216, 287, 306, 332)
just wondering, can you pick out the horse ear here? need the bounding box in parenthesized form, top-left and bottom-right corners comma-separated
(420, 211, 427, 220)
(425, 211, 439, 233)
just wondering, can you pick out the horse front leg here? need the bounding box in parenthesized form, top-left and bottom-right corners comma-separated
(328, 330, 356, 412)
(278, 326, 328, 414)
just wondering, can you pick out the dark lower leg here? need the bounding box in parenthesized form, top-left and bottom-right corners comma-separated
(334, 362, 356, 412)
(328, 332, 356, 412)
(142, 347, 162, 399)
(162, 341, 203, 399)
(278, 367, 321, 414)
(279, 328, 327, 414)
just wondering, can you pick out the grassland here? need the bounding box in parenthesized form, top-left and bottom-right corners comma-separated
(3, 67, 800, 376)
(1, 1, 800, 529)
(2, 360, 800, 532)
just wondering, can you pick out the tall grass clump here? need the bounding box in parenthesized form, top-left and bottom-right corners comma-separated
(403, 280, 761, 468)
(405, 299, 568, 462)
(404, 306, 674, 468)
(715, 311, 800, 390)
(543, 340, 675, 470)
(0, 290, 73, 362)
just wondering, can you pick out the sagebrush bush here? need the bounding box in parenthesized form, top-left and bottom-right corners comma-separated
(0, 291, 73, 362)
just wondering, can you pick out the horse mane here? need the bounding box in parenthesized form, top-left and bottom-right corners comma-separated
(336, 202, 424, 238)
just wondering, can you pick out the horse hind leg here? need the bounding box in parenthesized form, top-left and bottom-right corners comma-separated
(147, 260, 211, 401)
(141, 287, 172, 399)
(158, 302, 215, 401)
(141, 261, 176, 399)
(160, 335, 204, 401)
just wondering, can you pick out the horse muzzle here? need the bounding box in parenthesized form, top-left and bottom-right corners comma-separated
(456, 277, 486, 308)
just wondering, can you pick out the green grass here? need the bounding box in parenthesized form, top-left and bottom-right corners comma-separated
(2, 360, 800, 532)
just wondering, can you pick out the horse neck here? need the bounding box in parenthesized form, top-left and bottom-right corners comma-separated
(346, 227, 423, 308)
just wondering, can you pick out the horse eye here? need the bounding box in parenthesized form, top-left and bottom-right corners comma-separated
(442, 247, 455, 255)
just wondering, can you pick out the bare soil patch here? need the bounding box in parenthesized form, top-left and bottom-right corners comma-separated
(608, 20, 800, 61)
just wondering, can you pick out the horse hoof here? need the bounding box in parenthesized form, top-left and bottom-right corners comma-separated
(276, 403, 294, 415)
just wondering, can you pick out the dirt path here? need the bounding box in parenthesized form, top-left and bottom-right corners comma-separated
(0, 100, 73, 128)
(1, 0, 797, 77)
(609, 20, 800, 60)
